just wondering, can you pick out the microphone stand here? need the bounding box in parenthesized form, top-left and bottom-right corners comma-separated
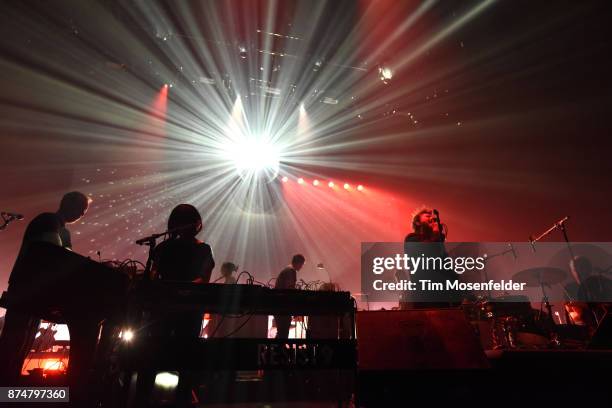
(135, 226, 189, 281)
(529, 216, 572, 332)
(528, 216, 571, 256)
(481, 244, 517, 300)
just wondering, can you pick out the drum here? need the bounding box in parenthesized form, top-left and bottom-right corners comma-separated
(482, 296, 548, 349)
(564, 301, 596, 327)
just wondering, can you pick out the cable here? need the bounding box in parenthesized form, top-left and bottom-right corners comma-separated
(236, 270, 254, 284)
(220, 313, 255, 338)
(208, 314, 226, 338)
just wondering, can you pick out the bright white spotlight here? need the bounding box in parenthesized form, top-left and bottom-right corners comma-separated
(155, 372, 179, 389)
(226, 138, 280, 181)
(313, 179, 320, 186)
(378, 66, 393, 84)
(299, 103, 306, 114)
(281, 176, 288, 183)
(344, 183, 350, 190)
(357, 185, 364, 191)
(120, 329, 134, 342)
(328, 181, 334, 188)
(297, 178, 305, 184)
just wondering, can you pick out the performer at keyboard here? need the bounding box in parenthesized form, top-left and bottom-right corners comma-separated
(0, 192, 92, 389)
(219, 261, 238, 284)
(136, 203, 214, 407)
(274, 254, 305, 338)
(401, 207, 459, 308)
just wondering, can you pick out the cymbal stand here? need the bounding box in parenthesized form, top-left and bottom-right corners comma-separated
(539, 281, 555, 326)
(529, 217, 576, 329)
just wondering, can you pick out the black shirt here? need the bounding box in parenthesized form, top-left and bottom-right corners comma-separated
(403, 232, 458, 303)
(9, 212, 69, 286)
(275, 266, 296, 289)
(153, 238, 215, 282)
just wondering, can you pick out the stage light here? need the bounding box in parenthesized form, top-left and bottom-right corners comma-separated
(344, 183, 350, 190)
(198, 76, 216, 85)
(120, 329, 134, 342)
(357, 185, 364, 191)
(239, 45, 247, 59)
(262, 85, 281, 96)
(322, 97, 339, 105)
(378, 66, 393, 84)
(313, 59, 323, 72)
(328, 181, 334, 188)
(297, 178, 305, 184)
(299, 103, 306, 114)
(313, 179, 320, 186)
(281, 176, 288, 183)
(228, 138, 280, 178)
(155, 372, 179, 389)
(43, 360, 65, 371)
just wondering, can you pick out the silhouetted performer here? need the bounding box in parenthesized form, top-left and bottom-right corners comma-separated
(0, 192, 91, 389)
(274, 254, 305, 339)
(135, 204, 214, 407)
(404, 207, 443, 243)
(219, 262, 238, 284)
(402, 207, 458, 308)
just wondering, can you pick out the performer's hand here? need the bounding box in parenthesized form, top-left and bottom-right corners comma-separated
(431, 221, 440, 233)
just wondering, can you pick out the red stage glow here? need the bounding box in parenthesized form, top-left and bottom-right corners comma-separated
(147, 84, 169, 125)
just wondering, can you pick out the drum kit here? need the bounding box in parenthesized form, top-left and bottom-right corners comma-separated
(454, 264, 607, 349)
(462, 216, 612, 349)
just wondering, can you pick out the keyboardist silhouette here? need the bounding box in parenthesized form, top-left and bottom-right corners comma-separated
(274, 254, 305, 339)
(0, 192, 94, 394)
(135, 203, 215, 407)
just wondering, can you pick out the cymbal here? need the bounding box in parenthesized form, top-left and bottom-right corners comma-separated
(512, 267, 567, 287)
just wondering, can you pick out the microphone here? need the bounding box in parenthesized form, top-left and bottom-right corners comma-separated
(1, 212, 24, 220)
(432, 209, 446, 241)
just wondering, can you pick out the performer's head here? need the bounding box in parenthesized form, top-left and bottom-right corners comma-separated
(58, 191, 91, 224)
(291, 254, 306, 271)
(411, 206, 434, 233)
(168, 204, 203, 239)
(570, 256, 593, 284)
(221, 262, 237, 277)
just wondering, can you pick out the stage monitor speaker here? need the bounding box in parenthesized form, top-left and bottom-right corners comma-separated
(357, 308, 489, 370)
